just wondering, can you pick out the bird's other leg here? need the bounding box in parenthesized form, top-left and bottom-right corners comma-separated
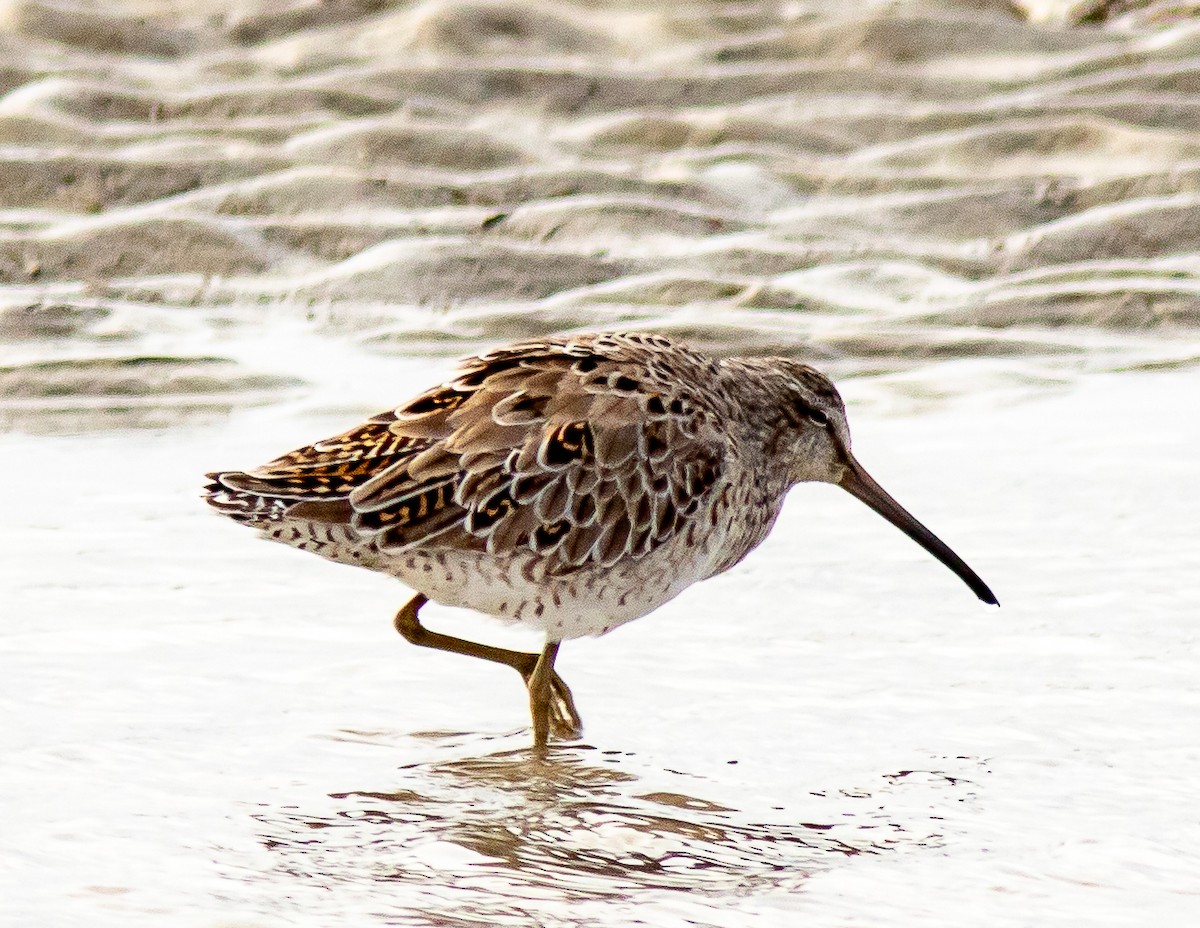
(528, 641, 561, 755)
(393, 594, 582, 740)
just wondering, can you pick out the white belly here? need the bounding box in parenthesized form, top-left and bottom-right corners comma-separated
(380, 541, 711, 641)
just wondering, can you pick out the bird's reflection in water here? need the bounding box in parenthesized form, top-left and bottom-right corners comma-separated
(247, 734, 979, 923)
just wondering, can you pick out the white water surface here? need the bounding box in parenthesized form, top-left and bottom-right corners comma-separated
(2, 361, 1197, 927)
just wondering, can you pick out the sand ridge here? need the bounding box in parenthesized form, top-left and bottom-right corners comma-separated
(0, 0, 1198, 428)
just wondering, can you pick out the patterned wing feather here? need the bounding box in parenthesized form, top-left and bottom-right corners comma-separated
(208, 335, 727, 573)
(213, 416, 427, 501)
(348, 335, 727, 573)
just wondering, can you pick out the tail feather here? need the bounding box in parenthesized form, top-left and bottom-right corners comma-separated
(203, 471, 290, 525)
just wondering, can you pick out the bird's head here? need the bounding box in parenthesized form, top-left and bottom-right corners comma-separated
(763, 358, 998, 606)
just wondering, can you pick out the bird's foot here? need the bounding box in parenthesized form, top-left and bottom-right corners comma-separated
(522, 668, 583, 741)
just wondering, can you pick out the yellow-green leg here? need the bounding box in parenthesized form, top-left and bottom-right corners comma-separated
(527, 640, 561, 754)
(393, 594, 582, 743)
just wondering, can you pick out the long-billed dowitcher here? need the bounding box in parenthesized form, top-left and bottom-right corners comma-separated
(205, 332, 996, 751)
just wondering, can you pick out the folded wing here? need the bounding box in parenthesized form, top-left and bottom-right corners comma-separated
(210, 336, 725, 575)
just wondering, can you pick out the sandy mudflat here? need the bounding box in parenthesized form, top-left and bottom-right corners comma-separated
(1, 0, 1199, 419)
(1, 2, 1199, 927)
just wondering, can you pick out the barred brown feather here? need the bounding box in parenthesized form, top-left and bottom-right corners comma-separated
(207, 334, 731, 575)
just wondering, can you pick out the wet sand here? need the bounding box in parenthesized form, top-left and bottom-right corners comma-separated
(2, 1, 1199, 925)
(3, 0, 1200, 422)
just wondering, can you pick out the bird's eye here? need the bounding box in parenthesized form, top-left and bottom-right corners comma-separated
(807, 408, 829, 427)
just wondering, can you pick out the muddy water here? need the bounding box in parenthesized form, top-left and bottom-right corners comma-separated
(2, 0, 1200, 925)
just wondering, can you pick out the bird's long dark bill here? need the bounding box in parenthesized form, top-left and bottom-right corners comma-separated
(838, 455, 998, 606)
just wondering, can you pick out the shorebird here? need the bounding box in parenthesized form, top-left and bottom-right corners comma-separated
(205, 332, 996, 751)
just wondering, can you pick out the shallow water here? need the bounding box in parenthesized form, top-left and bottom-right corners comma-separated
(3, 0, 1200, 924)
(3, 365, 1199, 926)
